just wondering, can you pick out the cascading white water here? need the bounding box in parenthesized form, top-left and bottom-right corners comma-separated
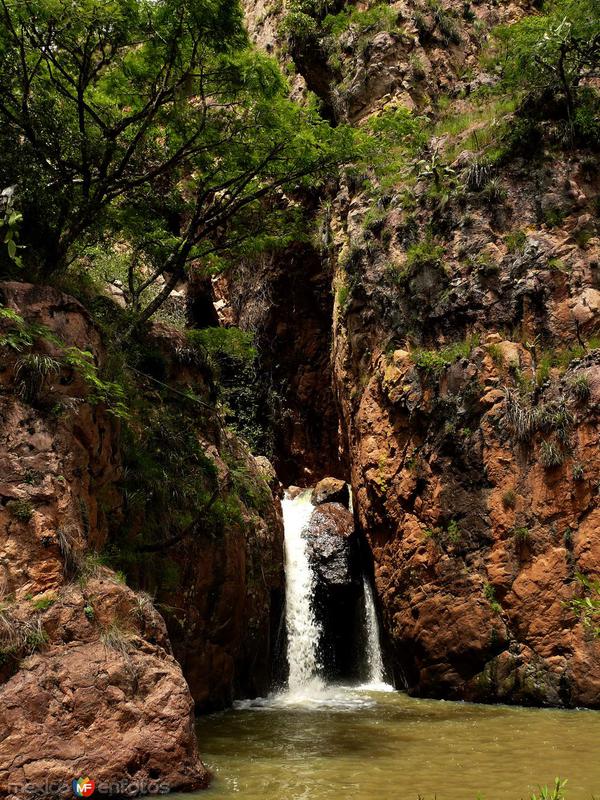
(362, 575, 388, 688)
(281, 490, 324, 696)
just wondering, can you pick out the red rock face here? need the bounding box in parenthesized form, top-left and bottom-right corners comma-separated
(0, 283, 208, 791)
(334, 339, 600, 706)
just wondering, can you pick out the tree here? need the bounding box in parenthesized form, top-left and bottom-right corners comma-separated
(0, 0, 352, 323)
(496, 0, 600, 118)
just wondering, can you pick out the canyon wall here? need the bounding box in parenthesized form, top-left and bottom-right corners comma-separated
(240, 0, 600, 706)
(0, 281, 284, 794)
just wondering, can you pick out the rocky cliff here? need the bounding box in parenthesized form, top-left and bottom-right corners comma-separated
(238, 0, 600, 707)
(0, 281, 284, 794)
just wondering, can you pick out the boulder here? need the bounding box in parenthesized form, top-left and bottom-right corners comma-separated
(311, 477, 350, 508)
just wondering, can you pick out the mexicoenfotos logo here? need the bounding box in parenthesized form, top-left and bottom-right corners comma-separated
(72, 777, 96, 797)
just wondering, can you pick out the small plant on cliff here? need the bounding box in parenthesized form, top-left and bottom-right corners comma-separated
(100, 622, 135, 658)
(14, 353, 61, 404)
(569, 574, 600, 637)
(480, 178, 507, 206)
(487, 344, 505, 368)
(539, 440, 564, 468)
(484, 582, 502, 614)
(447, 519, 461, 545)
(31, 595, 56, 612)
(503, 389, 543, 442)
(504, 229, 527, 254)
(412, 335, 479, 377)
(501, 489, 517, 510)
(512, 526, 531, 545)
(572, 462, 585, 481)
(570, 373, 591, 403)
(6, 499, 34, 522)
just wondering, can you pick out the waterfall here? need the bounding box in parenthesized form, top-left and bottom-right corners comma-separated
(281, 490, 324, 696)
(362, 575, 388, 688)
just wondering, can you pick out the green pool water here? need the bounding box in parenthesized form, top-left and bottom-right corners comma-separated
(179, 686, 600, 800)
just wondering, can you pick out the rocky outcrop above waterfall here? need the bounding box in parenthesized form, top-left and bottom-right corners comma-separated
(312, 477, 350, 508)
(0, 282, 208, 792)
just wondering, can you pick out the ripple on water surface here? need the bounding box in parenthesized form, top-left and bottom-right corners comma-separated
(168, 687, 600, 800)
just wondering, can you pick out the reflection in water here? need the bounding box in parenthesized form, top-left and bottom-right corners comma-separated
(175, 689, 600, 800)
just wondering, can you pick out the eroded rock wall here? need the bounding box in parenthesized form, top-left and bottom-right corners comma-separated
(0, 282, 285, 793)
(0, 283, 208, 795)
(240, 0, 600, 706)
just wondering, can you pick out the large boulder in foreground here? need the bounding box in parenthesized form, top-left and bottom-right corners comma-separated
(0, 579, 209, 798)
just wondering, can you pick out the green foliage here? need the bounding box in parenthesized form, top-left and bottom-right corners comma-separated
(569, 373, 591, 403)
(31, 596, 56, 612)
(484, 582, 502, 614)
(487, 344, 505, 367)
(495, 0, 600, 120)
(480, 178, 507, 206)
(0, 207, 24, 272)
(502, 489, 517, 509)
(357, 107, 427, 190)
(0, 0, 353, 324)
(0, 305, 128, 415)
(412, 336, 480, 376)
(14, 353, 61, 404)
(187, 327, 276, 455)
(569, 574, 600, 636)
(322, 2, 397, 38)
(539, 439, 564, 468)
(572, 462, 584, 481)
(406, 239, 445, 272)
(529, 778, 568, 800)
(6, 499, 34, 522)
(187, 327, 256, 364)
(512, 526, 531, 544)
(504, 230, 527, 254)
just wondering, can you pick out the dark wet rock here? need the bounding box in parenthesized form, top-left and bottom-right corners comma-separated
(304, 502, 363, 680)
(304, 502, 356, 585)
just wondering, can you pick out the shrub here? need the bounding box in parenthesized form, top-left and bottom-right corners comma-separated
(6, 499, 34, 522)
(540, 440, 564, 468)
(572, 463, 584, 481)
(484, 582, 502, 614)
(570, 373, 591, 403)
(100, 622, 135, 657)
(569, 573, 600, 636)
(14, 353, 62, 404)
(447, 519, 461, 544)
(412, 336, 479, 376)
(481, 178, 507, 205)
(405, 238, 445, 272)
(31, 595, 56, 612)
(503, 389, 543, 441)
(502, 489, 517, 509)
(505, 230, 527, 254)
(464, 157, 493, 192)
(487, 344, 505, 367)
(513, 526, 531, 544)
